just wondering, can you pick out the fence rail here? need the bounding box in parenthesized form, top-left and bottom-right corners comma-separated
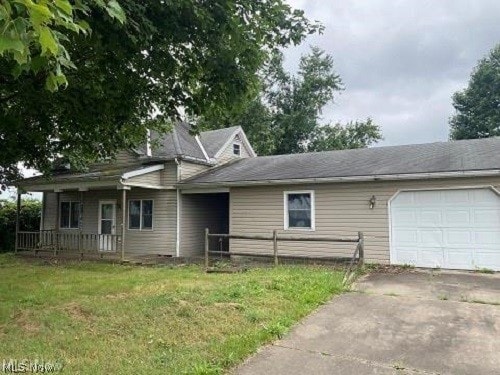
(16, 230, 121, 255)
(204, 228, 364, 270)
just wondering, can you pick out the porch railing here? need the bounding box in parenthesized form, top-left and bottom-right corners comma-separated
(16, 230, 121, 254)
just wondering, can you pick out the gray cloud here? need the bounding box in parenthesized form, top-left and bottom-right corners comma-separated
(285, 0, 500, 145)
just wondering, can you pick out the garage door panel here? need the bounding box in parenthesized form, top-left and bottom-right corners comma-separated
(394, 247, 418, 265)
(474, 251, 500, 270)
(444, 210, 470, 226)
(392, 209, 417, 226)
(419, 230, 443, 246)
(474, 210, 500, 226)
(415, 191, 442, 204)
(393, 229, 417, 244)
(444, 190, 470, 203)
(445, 248, 474, 269)
(446, 231, 472, 246)
(419, 210, 442, 226)
(472, 189, 497, 203)
(475, 231, 500, 245)
(420, 248, 444, 268)
(391, 188, 500, 271)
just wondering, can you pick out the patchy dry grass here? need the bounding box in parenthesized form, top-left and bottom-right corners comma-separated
(0, 254, 344, 374)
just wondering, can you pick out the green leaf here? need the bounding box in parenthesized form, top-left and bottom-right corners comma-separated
(25, 1, 53, 26)
(39, 27, 59, 56)
(54, 0, 73, 16)
(0, 35, 24, 54)
(105, 0, 126, 24)
(45, 71, 67, 92)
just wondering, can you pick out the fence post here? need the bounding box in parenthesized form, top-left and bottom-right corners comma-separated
(358, 231, 364, 266)
(204, 228, 209, 269)
(273, 230, 278, 266)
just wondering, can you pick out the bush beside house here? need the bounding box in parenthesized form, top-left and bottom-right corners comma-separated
(0, 199, 41, 252)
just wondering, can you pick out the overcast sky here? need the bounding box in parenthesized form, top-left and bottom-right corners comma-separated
(285, 0, 500, 146)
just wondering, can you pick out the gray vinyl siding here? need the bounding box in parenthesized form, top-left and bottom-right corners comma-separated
(126, 188, 176, 256)
(42, 192, 58, 230)
(229, 177, 500, 264)
(161, 162, 178, 185)
(180, 161, 210, 180)
(128, 170, 162, 186)
(41, 188, 176, 256)
(216, 138, 252, 164)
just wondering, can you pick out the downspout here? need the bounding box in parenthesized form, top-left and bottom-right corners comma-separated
(174, 158, 181, 257)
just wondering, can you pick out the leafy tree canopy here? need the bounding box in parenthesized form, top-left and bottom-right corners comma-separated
(198, 46, 382, 155)
(450, 44, 500, 140)
(1, 0, 321, 186)
(1, 0, 125, 91)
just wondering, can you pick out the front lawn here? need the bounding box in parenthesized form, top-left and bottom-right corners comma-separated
(0, 254, 344, 374)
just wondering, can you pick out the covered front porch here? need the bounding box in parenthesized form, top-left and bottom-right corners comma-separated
(15, 162, 173, 260)
(15, 185, 130, 259)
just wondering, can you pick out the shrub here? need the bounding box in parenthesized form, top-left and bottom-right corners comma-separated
(0, 199, 42, 252)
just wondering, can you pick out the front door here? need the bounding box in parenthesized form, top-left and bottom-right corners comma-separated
(99, 200, 116, 251)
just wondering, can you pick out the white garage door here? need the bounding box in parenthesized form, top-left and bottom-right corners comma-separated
(390, 188, 500, 271)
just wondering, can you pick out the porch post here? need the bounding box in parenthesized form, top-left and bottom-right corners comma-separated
(121, 188, 127, 261)
(54, 191, 60, 255)
(14, 191, 21, 253)
(78, 190, 84, 255)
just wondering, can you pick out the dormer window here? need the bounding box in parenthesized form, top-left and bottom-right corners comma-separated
(233, 143, 241, 156)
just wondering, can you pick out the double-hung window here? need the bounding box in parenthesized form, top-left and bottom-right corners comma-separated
(233, 143, 241, 156)
(128, 199, 153, 230)
(60, 201, 80, 229)
(284, 191, 315, 230)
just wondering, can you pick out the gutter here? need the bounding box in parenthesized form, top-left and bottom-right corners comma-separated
(175, 158, 181, 257)
(178, 169, 500, 189)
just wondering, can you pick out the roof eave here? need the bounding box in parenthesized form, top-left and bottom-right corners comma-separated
(178, 169, 500, 189)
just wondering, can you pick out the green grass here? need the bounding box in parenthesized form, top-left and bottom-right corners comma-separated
(0, 254, 344, 374)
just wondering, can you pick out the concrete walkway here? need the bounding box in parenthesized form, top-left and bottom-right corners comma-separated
(234, 270, 500, 375)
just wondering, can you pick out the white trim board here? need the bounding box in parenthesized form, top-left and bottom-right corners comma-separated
(195, 135, 211, 162)
(121, 164, 164, 180)
(283, 190, 315, 231)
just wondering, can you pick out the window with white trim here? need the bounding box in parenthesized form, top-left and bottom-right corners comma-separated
(60, 201, 80, 229)
(284, 191, 314, 230)
(233, 143, 241, 156)
(128, 199, 153, 230)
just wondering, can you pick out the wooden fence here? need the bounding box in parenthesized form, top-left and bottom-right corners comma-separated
(204, 228, 364, 270)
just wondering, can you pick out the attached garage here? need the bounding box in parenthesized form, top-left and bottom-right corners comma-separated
(180, 137, 500, 270)
(390, 188, 500, 271)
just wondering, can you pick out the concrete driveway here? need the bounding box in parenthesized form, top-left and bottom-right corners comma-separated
(235, 269, 500, 375)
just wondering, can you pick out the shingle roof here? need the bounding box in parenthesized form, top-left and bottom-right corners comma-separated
(199, 126, 240, 157)
(140, 123, 240, 161)
(180, 137, 500, 186)
(19, 163, 159, 185)
(147, 122, 207, 161)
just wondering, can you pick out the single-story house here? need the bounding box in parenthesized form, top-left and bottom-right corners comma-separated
(17, 122, 500, 271)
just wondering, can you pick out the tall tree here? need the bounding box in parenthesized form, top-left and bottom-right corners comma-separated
(450, 44, 500, 140)
(309, 119, 381, 152)
(199, 47, 382, 155)
(1, 1, 321, 186)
